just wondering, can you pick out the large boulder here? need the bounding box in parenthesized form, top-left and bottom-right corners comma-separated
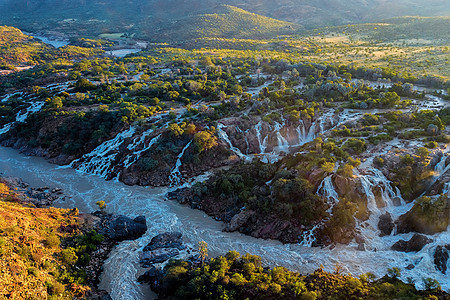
(391, 234, 432, 252)
(378, 212, 394, 236)
(140, 248, 180, 266)
(224, 210, 255, 232)
(434, 245, 450, 274)
(140, 232, 186, 267)
(138, 266, 162, 283)
(143, 232, 185, 252)
(98, 214, 147, 242)
(167, 188, 191, 205)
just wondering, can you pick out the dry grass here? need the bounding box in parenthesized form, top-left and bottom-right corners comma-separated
(0, 184, 87, 299)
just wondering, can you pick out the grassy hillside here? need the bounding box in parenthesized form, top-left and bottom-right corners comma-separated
(0, 0, 448, 38)
(0, 26, 52, 68)
(0, 181, 91, 299)
(0, 26, 103, 74)
(143, 5, 300, 42)
(322, 16, 450, 44)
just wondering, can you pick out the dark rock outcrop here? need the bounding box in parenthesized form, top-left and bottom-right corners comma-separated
(96, 213, 147, 242)
(138, 266, 162, 284)
(141, 248, 180, 266)
(378, 212, 394, 236)
(140, 232, 186, 267)
(391, 234, 432, 252)
(224, 210, 255, 232)
(434, 245, 450, 274)
(143, 232, 185, 252)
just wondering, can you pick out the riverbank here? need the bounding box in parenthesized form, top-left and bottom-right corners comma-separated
(0, 175, 148, 299)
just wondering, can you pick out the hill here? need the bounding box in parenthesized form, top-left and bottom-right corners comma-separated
(0, 0, 448, 39)
(0, 26, 52, 69)
(0, 181, 90, 298)
(141, 5, 300, 42)
(319, 16, 450, 44)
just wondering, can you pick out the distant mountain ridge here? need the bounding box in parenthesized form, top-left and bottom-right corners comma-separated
(0, 0, 448, 38)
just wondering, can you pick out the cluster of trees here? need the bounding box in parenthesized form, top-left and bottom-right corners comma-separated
(152, 250, 446, 300)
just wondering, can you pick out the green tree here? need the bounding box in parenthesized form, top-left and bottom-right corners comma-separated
(194, 131, 218, 153)
(198, 241, 208, 264)
(168, 123, 184, 137)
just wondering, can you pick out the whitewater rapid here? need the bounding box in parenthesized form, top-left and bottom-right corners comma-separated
(0, 146, 448, 298)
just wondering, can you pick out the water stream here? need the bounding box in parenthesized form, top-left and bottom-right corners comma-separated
(0, 147, 448, 297)
(0, 82, 449, 297)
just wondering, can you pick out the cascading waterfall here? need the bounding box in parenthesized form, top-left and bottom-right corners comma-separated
(299, 223, 322, 247)
(296, 119, 316, 146)
(235, 126, 250, 155)
(16, 102, 45, 122)
(0, 102, 45, 135)
(1, 79, 450, 297)
(1, 143, 449, 295)
(274, 121, 290, 153)
(169, 141, 192, 186)
(71, 127, 136, 177)
(318, 175, 340, 213)
(122, 133, 162, 169)
(255, 121, 268, 154)
(355, 167, 405, 249)
(443, 182, 450, 196)
(433, 153, 449, 179)
(300, 174, 340, 246)
(319, 110, 334, 133)
(216, 123, 251, 161)
(434, 155, 447, 175)
(1, 91, 23, 103)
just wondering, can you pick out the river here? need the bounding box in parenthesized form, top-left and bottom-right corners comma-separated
(0, 146, 448, 298)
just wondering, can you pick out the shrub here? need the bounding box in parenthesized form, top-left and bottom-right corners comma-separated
(168, 123, 184, 137)
(194, 130, 218, 153)
(342, 138, 367, 154)
(425, 141, 438, 149)
(44, 233, 60, 248)
(61, 248, 78, 265)
(338, 164, 354, 177)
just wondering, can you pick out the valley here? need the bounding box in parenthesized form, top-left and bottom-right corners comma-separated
(0, 3, 449, 299)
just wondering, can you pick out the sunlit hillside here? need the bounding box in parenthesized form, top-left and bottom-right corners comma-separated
(141, 5, 301, 42)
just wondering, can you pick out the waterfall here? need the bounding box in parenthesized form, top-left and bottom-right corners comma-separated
(299, 223, 321, 247)
(296, 119, 316, 146)
(355, 168, 406, 249)
(169, 141, 192, 186)
(71, 127, 136, 177)
(235, 126, 250, 155)
(1, 91, 23, 103)
(299, 174, 339, 246)
(317, 175, 340, 213)
(443, 182, 450, 196)
(255, 121, 268, 154)
(424, 152, 449, 192)
(16, 102, 45, 122)
(216, 123, 251, 161)
(122, 132, 162, 169)
(434, 154, 449, 178)
(0, 102, 45, 135)
(274, 121, 290, 153)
